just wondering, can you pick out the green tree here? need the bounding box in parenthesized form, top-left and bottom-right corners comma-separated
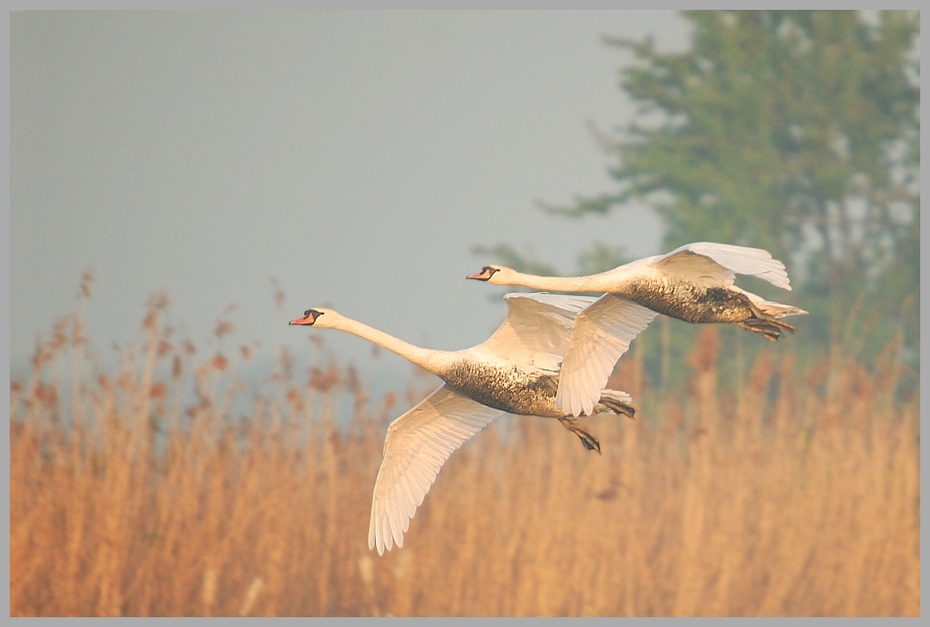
(570, 10, 917, 273)
(484, 10, 919, 361)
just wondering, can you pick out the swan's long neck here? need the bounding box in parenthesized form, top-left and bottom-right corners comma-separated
(327, 315, 453, 375)
(500, 270, 619, 293)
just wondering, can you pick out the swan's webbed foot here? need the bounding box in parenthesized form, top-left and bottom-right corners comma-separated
(738, 314, 796, 341)
(597, 397, 636, 420)
(558, 417, 601, 454)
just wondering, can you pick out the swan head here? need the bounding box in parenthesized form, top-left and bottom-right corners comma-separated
(467, 264, 513, 284)
(289, 308, 334, 327)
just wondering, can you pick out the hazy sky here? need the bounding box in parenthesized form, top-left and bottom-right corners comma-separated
(11, 10, 690, 377)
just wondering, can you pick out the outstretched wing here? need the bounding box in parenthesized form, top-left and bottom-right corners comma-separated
(369, 385, 505, 555)
(477, 292, 600, 370)
(657, 242, 793, 290)
(556, 294, 659, 417)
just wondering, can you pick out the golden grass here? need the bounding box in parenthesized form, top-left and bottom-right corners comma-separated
(10, 287, 920, 616)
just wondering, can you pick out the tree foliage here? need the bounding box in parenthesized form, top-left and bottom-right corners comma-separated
(550, 11, 918, 350)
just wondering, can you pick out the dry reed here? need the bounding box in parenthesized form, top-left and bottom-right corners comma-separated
(10, 285, 919, 616)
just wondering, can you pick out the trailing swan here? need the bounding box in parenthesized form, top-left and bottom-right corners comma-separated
(469, 242, 807, 416)
(289, 292, 652, 554)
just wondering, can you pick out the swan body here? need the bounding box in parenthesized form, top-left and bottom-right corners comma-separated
(469, 242, 807, 416)
(289, 292, 647, 554)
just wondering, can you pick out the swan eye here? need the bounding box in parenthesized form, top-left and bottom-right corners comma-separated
(484, 266, 499, 277)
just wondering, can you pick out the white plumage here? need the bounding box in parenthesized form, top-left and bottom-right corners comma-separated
(370, 386, 501, 553)
(290, 292, 648, 554)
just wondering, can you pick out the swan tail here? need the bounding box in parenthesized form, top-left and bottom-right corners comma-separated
(755, 299, 808, 320)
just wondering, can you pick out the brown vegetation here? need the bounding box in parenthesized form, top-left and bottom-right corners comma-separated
(10, 287, 919, 616)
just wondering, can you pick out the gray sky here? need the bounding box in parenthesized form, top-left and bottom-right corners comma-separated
(11, 10, 689, 378)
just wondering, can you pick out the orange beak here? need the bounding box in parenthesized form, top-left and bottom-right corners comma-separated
(289, 310, 319, 325)
(467, 268, 494, 281)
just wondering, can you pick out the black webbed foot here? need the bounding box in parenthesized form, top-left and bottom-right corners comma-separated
(558, 417, 602, 454)
(738, 316, 796, 341)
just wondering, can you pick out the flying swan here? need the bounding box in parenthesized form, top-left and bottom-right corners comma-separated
(468, 242, 807, 417)
(289, 292, 653, 554)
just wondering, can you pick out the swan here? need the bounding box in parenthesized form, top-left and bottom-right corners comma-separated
(468, 242, 807, 416)
(289, 292, 653, 555)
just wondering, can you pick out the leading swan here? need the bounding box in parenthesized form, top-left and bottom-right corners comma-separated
(468, 242, 807, 416)
(289, 292, 654, 554)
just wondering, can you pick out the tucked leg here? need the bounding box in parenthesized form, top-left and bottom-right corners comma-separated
(738, 303, 797, 341)
(596, 396, 636, 420)
(558, 417, 601, 454)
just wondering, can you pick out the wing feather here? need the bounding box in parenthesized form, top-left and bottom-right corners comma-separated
(661, 242, 793, 290)
(556, 294, 659, 416)
(368, 385, 505, 554)
(477, 292, 600, 369)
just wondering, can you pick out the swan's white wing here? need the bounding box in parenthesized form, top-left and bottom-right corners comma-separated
(369, 385, 505, 555)
(556, 294, 659, 417)
(477, 292, 600, 369)
(658, 242, 792, 290)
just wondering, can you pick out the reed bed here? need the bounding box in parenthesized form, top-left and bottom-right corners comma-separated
(10, 286, 920, 616)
